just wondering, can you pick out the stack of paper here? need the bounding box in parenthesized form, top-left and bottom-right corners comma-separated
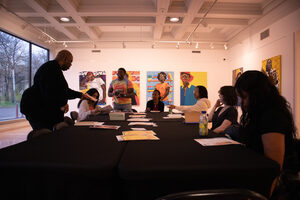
(75, 121, 104, 126)
(194, 138, 241, 146)
(116, 130, 159, 141)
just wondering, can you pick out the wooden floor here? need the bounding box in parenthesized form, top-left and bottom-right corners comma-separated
(0, 120, 32, 149)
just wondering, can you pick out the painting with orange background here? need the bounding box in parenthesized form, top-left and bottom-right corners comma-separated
(112, 71, 140, 105)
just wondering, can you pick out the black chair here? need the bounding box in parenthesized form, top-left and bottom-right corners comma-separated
(27, 129, 52, 140)
(70, 111, 79, 122)
(155, 189, 268, 200)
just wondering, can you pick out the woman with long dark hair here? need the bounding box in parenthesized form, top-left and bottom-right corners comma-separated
(208, 86, 238, 135)
(77, 88, 102, 121)
(235, 70, 297, 197)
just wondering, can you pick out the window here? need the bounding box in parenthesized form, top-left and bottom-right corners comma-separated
(31, 44, 48, 83)
(0, 30, 49, 121)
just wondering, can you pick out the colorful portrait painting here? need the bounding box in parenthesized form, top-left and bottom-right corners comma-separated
(146, 71, 174, 106)
(232, 68, 243, 86)
(79, 71, 106, 105)
(180, 72, 207, 105)
(262, 55, 281, 93)
(112, 71, 140, 106)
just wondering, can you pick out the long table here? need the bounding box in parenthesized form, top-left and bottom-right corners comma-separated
(0, 112, 280, 200)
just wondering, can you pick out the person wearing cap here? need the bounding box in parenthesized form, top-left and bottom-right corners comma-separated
(180, 72, 197, 105)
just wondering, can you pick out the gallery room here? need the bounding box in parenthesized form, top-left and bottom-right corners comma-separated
(0, 0, 300, 199)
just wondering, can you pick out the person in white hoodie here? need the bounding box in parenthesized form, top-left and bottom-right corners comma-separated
(168, 85, 211, 113)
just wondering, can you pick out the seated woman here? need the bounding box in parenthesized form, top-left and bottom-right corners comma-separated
(208, 86, 238, 136)
(168, 86, 211, 112)
(235, 71, 297, 198)
(146, 89, 164, 112)
(77, 88, 110, 121)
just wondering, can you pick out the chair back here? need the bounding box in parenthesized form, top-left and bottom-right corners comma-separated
(70, 111, 79, 122)
(155, 189, 268, 200)
(27, 129, 52, 140)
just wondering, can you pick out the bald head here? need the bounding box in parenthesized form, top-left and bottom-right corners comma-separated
(55, 50, 73, 71)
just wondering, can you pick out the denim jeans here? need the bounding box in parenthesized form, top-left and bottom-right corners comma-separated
(113, 102, 132, 112)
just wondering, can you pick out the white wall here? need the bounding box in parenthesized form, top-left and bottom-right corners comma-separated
(62, 48, 231, 113)
(228, 7, 300, 116)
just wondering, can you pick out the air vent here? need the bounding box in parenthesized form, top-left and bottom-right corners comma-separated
(260, 29, 269, 40)
(91, 50, 101, 53)
(192, 50, 201, 53)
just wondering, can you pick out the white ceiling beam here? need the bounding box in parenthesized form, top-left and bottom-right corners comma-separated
(153, 0, 171, 40)
(203, 2, 262, 17)
(172, 0, 205, 40)
(56, 0, 100, 40)
(23, 0, 77, 40)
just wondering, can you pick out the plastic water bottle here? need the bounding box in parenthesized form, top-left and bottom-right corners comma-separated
(199, 111, 208, 136)
(169, 107, 172, 114)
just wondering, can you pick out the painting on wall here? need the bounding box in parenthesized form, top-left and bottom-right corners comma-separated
(262, 55, 281, 93)
(180, 72, 207, 105)
(232, 67, 243, 86)
(79, 71, 106, 105)
(146, 71, 174, 106)
(112, 71, 140, 106)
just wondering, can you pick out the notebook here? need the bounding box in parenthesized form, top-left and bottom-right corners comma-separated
(184, 111, 201, 123)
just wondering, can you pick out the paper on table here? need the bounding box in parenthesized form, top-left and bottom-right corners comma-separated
(194, 138, 241, 146)
(150, 110, 160, 113)
(127, 118, 151, 122)
(131, 128, 147, 131)
(122, 130, 156, 136)
(163, 114, 183, 119)
(129, 115, 146, 118)
(132, 112, 146, 115)
(116, 134, 159, 141)
(75, 121, 104, 126)
(128, 122, 157, 126)
(90, 125, 120, 130)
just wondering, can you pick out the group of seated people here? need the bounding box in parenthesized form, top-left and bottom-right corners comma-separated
(77, 70, 298, 198)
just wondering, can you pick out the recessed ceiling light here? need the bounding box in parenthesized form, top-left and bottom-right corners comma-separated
(170, 17, 179, 23)
(60, 17, 70, 22)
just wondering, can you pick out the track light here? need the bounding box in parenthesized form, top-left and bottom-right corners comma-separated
(195, 42, 199, 49)
(210, 43, 214, 49)
(224, 43, 228, 50)
(63, 42, 67, 48)
(176, 42, 179, 49)
(122, 42, 126, 49)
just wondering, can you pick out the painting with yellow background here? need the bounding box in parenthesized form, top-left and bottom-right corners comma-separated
(180, 72, 207, 105)
(262, 55, 281, 93)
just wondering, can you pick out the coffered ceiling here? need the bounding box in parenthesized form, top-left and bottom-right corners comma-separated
(0, 0, 289, 49)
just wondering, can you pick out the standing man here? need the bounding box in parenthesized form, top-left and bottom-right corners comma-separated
(108, 68, 133, 112)
(21, 50, 90, 130)
(180, 72, 196, 105)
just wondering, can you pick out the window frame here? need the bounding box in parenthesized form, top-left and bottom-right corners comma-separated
(0, 29, 50, 122)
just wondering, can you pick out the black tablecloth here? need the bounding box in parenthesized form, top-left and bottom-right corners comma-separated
(0, 113, 280, 200)
(118, 140, 279, 199)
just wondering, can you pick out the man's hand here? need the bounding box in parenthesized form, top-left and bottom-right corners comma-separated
(60, 104, 69, 113)
(168, 105, 176, 109)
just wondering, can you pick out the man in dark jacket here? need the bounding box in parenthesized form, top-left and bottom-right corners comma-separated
(21, 50, 89, 130)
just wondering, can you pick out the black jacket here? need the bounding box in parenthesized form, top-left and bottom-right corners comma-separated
(21, 60, 82, 125)
(146, 100, 165, 112)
